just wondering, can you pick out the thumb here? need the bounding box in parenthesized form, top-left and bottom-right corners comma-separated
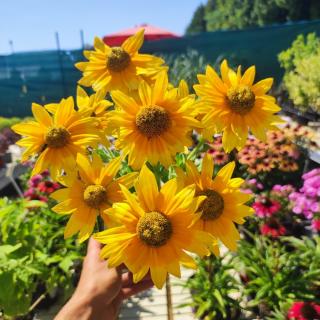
(86, 237, 102, 260)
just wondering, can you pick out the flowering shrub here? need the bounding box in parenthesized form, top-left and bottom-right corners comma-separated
(236, 236, 320, 319)
(289, 168, 320, 232)
(237, 130, 300, 175)
(287, 301, 320, 320)
(290, 169, 320, 215)
(23, 170, 60, 202)
(279, 32, 320, 114)
(0, 198, 83, 317)
(260, 220, 287, 238)
(205, 136, 229, 166)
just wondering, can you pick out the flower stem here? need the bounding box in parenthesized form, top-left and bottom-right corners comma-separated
(97, 215, 104, 232)
(187, 137, 206, 161)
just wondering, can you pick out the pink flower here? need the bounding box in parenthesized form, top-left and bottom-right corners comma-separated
(290, 192, 318, 219)
(288, 301, 320, 320)
(302, 168, 320, 180)
(29, 174, 42, 188)
(24, 188, 37, 198)
(23, 188, 48, 202)
(242, 188, 253, 194)
(272, 184, 295, 196)
(253, 197, 281, 218)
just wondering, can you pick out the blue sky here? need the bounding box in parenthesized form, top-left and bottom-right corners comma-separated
(0, 0, 204, 54)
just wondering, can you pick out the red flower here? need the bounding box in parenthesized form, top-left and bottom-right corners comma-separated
(37, 181, 60, 194)
(288, 301, 320, 320)
(260, 220, 286, 238)
(253, 197, 281, 218)
(311, 219, 320, 232)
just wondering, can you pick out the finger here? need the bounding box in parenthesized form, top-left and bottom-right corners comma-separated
(86, 237, 102, 260)
(121, 272, 133, 287)
(120, 279, 154, 300)
(116, 263, 128, 274)
(121, 272, 151, 287)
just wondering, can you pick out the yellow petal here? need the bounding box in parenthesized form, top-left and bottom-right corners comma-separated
(133, 265, 149, 283)
(32, 103, 52, 127)
(216, 161, 235, 184)
(76, 153, 95, 184)
(119, 184, 145, 217)
(241, 66, 256, 86)
(152, 71, 168, 104)
(136, 164, 159, 212)
(100, 156, 122, 186)
(252, 78, 273, 96)
(122, 29, 144, 53)
(150, 266, 167, 289)
(138, 81, 152, 106)
(77, 86, 89, 108)
(201, 154, 214, 182)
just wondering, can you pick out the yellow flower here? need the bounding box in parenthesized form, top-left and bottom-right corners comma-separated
(177, 154, 254, 251)
(75, 29, 166, 93)
(109, 71, 201, 169)
(94, 164, 214, 289)
(44, 87, 113, 146)
(194, 60, 283, 152)
(12, 98, 99, 180)
(51, 154, 138, 242)
(76, 86, 113, 145)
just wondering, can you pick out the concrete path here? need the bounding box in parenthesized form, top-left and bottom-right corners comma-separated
(119, 268, 195, 320)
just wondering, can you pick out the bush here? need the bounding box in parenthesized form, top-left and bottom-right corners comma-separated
(236, 235, 320, 318)
(186, 0, 320, 33)
(0, 197, 83, 318)
(278, 33, 320, 114)
(161, 50, 208, 89)
(0, 117, 21, 131)
(182, 253, 241, 320)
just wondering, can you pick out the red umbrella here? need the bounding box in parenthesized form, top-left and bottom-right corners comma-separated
(103, 24, 180, 46)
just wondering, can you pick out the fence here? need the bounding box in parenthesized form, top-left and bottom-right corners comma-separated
(1, 20, 320, 118)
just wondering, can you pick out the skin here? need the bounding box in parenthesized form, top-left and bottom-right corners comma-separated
(55, 238, 154, 320)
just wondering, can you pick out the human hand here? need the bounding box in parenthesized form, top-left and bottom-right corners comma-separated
(55, 237, 154, 320)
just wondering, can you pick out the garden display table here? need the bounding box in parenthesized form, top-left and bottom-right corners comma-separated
(0, 162, 26, 195)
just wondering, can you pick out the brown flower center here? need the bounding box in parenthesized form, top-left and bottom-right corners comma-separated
(107, 47, 131, 72)
(137, 211, 172, 247)
(301, 303, 318, 319)
(136, 106, 171, 139)
(226, 85, 255, 115)
(83, 185, 107, 208)
(45, 127, 70, 148)
(197, 189, 224, 220)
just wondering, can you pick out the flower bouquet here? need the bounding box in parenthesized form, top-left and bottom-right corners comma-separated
(12, 29, 282, 288)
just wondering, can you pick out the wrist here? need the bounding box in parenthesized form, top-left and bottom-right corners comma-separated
(55, 295, 93, 320)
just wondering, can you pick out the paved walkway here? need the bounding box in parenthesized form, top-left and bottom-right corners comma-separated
(120, 268, 194, 320)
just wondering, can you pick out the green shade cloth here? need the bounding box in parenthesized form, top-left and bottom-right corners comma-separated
(1, 20, 320, 117)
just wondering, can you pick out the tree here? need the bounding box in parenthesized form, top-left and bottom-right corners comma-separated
(186, 0, 320, 33)
(186, 4, 207, 35)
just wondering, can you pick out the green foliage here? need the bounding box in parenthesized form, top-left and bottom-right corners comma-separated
(0, 117, 21, 131)
(182, 253, 241, 320)
(0, 197, 83, 317)
(236, 235, 320, 318)
(279, 33, 320, 113)
(187, 0, 320, 33)
(278, 33, 320, 71)
(186, 4, 207, 35)
(162, 50, 208, 90)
